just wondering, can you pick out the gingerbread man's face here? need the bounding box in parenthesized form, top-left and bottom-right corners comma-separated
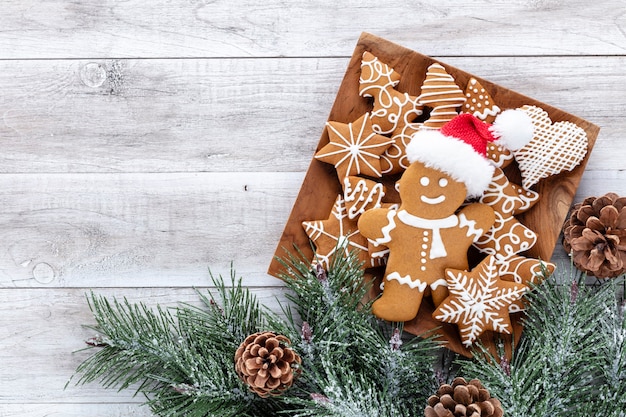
(398, 161, 466, 219)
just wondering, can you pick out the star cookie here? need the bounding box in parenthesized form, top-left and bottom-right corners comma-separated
(418, 63, 466, 130)
(315, 113, 394, 179)
(433, 255, 528, 347)
(302, 195, 384, 269)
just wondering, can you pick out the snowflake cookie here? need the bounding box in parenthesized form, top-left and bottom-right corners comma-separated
(433, 255, 528, 347)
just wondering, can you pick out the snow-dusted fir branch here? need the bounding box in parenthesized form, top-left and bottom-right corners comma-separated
(462, 270, 626, 417)
(275, 249, 439, 416)
(72, 271, 286, 417)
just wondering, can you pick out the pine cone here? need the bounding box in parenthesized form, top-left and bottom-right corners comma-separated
(425, 377, 503, 417)
(563, 193, 626, 278)
(234, 331, 301, 397)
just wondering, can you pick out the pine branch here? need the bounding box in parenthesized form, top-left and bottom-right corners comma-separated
(276, 248, 438, 415)
(72, 270, 284, 417)
(462, 271, 625, 417)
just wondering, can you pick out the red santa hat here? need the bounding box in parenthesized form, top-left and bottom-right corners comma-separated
(406, 109, 534, 198)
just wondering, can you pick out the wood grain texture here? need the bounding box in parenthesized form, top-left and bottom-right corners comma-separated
(1, 0, 626, 58)
(0, 404, 153, 417)
(1, 0, 626, 414)
(0, 173, 300, 287)
(1, 56, 625, 173)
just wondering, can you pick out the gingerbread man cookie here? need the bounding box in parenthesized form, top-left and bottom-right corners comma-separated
(359, 114, 498, 322)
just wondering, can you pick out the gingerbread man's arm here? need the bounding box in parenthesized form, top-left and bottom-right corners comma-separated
(458, 203, 495, 242)
(358, 208, 395, 245)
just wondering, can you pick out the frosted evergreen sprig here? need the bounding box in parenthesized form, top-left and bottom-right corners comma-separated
(462, 270, 626, 417)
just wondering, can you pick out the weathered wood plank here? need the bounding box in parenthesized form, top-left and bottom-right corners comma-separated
(0, 287, 287, 404)
(0, 170, 623, 289)
(0, 56, 624, 173)
(0, 404, 153, 417)
(0, 172, 302, 288)
(1, 1, 625, 58)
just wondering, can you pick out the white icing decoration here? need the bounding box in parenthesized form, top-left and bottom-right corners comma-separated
(343, 177, 385, 220)
(515, 105, 588, 189)
(386, 271, 428, 291)
(418, 63, 465, 129)
(397, 210, 458, 259)
(420, 194, 445, 205)
(434, 256, 527, 347)
(372, 210, 398, 246)
(458, 213, 484, 240)
(430, 278, 448, 290)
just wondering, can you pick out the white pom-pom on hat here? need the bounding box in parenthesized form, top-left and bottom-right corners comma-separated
(489, 109, 534, 151)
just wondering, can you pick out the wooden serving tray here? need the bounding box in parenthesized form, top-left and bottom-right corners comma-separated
(268, 32, 599, 356)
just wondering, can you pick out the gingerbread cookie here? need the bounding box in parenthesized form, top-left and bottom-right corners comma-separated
(417, 63, 466, 130)
(516, 105, 588, 189)
(315, 113, 394, 179)
(369, 88, 422, 135)
(486, 141, 515, 168)
(359, 114, 498, 322)
(379, 122, 420, 175)
(302, 195, 384, 269)
(463, 77, 501, 123)
(342, 176, 385, 220)
(358, 52, 422, 135)
(473, 167, 540, 257)
(495, 254, 555, 312)
(433, 255, 528, 347)
(359, 51, 400, 98)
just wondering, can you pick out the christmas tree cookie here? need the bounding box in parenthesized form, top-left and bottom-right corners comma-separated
(463, 77, 501, 123)
(417, 63, 466, 130)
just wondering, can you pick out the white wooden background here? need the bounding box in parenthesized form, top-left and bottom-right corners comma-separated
(1, 1, 626, 415)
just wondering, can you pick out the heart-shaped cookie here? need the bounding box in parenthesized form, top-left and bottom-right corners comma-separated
(514, 105, 588, 189)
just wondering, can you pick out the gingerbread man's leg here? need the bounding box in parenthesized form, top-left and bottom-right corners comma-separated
(430, 286, 448, 307)
(372, 278, 424, 322)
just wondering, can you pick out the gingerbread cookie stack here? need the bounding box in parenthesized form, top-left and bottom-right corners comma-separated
(294, 48, 590, 354)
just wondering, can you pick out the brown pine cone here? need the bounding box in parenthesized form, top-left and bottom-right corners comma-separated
(563, 193, 626, 278)
(425, 377, 503, 417)
(234, 331, 301, 398)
